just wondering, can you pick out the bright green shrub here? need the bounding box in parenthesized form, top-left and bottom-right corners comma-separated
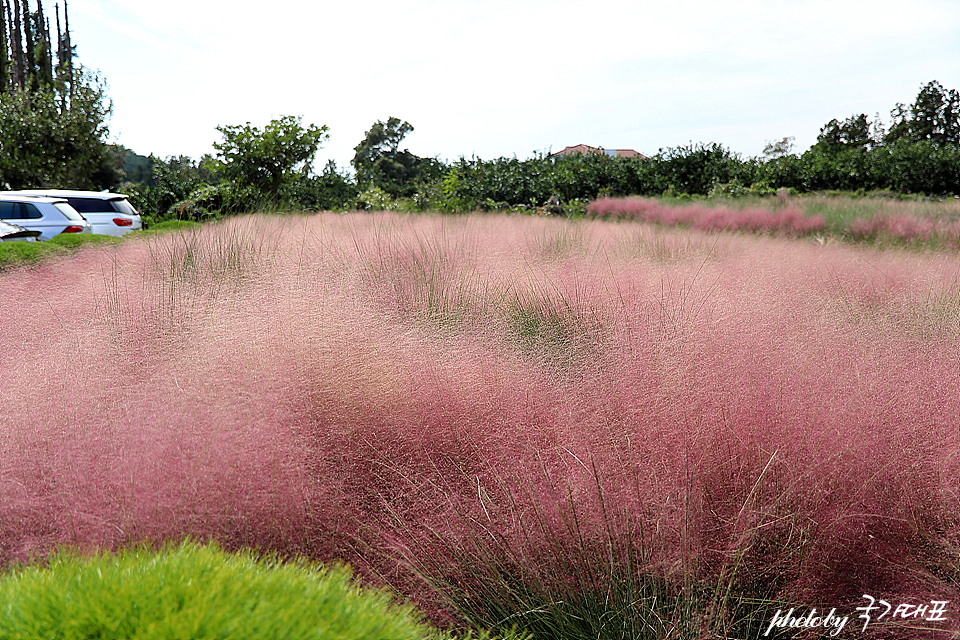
(0, 541, 434, 640)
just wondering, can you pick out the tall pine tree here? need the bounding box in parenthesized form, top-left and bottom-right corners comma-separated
(0, 0, 66, 93)
(0, 0, 114, 189)
(0, 2, 7, 89)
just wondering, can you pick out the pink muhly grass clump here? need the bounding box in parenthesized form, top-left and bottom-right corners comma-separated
(587, 197, 825, 237)
(369, 227, 959, 633)
(341, 221, 959, 633)
(0, 235, 342, 564)
(735, 206, 826, 235)
(848, 212, 960, 248)
(587, 196, 653, 220)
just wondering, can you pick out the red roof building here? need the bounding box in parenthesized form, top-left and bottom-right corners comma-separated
(551, 144, 647, 159)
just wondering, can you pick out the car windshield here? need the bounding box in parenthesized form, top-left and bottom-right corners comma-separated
(53, 202, 85, 221)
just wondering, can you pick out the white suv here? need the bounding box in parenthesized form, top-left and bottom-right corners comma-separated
(6, 190, 143, 236)
(0, 194, 92, 240)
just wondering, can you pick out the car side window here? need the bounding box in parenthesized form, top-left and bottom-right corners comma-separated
(0, 202, 17, 219)
(0, 202, 46, 219)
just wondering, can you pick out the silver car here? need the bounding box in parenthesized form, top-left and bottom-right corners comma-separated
(4, 189, 142, 236)
(0, 194, 92, 240)
(0, 219, 42, 241)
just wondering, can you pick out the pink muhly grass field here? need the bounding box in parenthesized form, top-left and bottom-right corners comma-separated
(0, 213, 957, 636)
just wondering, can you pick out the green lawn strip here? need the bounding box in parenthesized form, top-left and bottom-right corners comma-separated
(0, 239, 56, 268)
(46, 233, 124, 249)
(129, 219, 203, 235)
(0, 541, 437, 640)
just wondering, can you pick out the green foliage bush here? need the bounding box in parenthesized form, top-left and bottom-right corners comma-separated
(128, 123, 354, 220)
(352, 117, 446, 199)
(435, 139, 957, 214)
(653, 142, 759, 195)
(439, 153, 645, 212)
(353, 184, 403, 211)
(118, 155, 216, 223)
(426, 82, 959, 207)
(0, 541, 435, 640)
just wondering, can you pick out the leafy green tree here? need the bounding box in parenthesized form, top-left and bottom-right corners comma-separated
(653, 142, 757, 195)
(814, 114, 877, 152)
(211, 115, 329, 202)
(872, 140, 960, 195)
(115, 145, 155, 185)
(1, 0, 61, 93)
(150, 155, 215, 213)
(762, 136, 795, 160)
(89, 144, 127, 189)
(282, 160, 359, 211)
(0, 68, 113, 189)
(887, 80, 960, 146)
(352, 117, 422, 197)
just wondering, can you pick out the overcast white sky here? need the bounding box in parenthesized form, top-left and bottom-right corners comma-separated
(68, 0, 960, 171)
